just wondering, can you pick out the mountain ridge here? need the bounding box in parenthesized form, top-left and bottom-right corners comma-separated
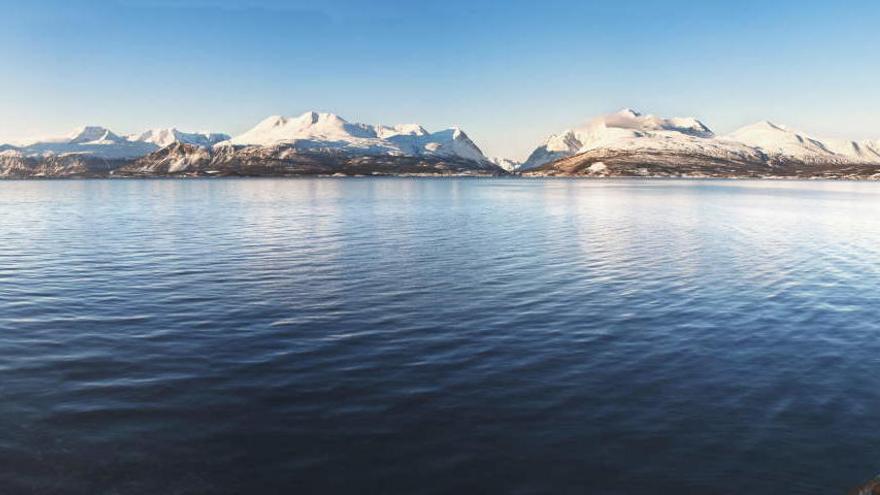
(221, 111, 489, 165)
(520, 109, 880, 177)
(3, 108, 880, 179)
(0, 112, 501, 178)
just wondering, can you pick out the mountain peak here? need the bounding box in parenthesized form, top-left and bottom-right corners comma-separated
(751, 120, 785, 131)
(376, 123, 429, 139)
(616, 108, 642, 118)
(583, 110, 712, 137)
(490, 156, 521, 172)
(131, 128, 230, 148)
(68, 126, 120, 144)
(223, 112, 488, 164)
(522, 110, 716, 170)
(257, 115, 289, 129)
(729, 121, 796, 138)
(297, 111, 347, 126)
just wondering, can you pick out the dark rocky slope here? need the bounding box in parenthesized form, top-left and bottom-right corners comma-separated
(521, 149, 880, 180)
(0, 143, 506, 178)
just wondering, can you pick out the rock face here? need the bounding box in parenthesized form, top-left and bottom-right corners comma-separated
(521, 148, 880, 179)
(0, 149, 128, 178)
(851, 475, 880, 495)
(114, 142, 504, 177)
(1, 112, 500, 177)
(521, 109, 880, 178)
(121, 143, 214, 175)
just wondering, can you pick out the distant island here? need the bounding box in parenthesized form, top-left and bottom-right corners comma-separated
(2, 109, 879, 179)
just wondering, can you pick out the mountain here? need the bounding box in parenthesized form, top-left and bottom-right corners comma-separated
(1, 112, 500, 178)
(724, 121, 880, 165)
(122, 142, 214, 175)
(15, 125, 228, 161)
(19, 126, 158, 159)
(522, 109, 880, 179)
(490, 157, 522, 172)
(116, 142, 502, 177)
(108, 112, 499, 177)
(0, 148, 128, 178)
(222, 111, 490, 165)
(129, 128, 230, 148)
(5, 109, 880, 179)
(521, 109, 717, 170)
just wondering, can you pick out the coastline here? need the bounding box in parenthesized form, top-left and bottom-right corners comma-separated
(3, 173, 880, 181)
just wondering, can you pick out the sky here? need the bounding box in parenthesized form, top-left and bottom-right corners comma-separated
(1, 0, 879, 161)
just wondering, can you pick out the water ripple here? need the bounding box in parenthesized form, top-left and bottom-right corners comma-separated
(0, 178, 879, 494)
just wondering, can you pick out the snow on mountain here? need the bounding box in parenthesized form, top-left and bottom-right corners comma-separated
(7, 109, 878, 175)
(375, 123, 429, 139)
(19, 126, 157, 159)
(224, 112, 373, 147)
(862, 140, 880, 158)
(725, 121, 831, 161)
(129, 128, 230, 148)
(125, 142, 214, 174)
(523, 109, 880, 170)
(594, 108, 714, 138)
(15, 126, 230, 160)
(417, 128, 487, 164)
(63, 126, 122, 145)
(222, 111, 490, 165)
(490, 157, 521, 172)
(826, 139, 880, 162)
(522, 109, 717, 170)
(725, 121, 880, 164)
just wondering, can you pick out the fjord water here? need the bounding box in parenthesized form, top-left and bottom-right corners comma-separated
(1, 178, 879, 494)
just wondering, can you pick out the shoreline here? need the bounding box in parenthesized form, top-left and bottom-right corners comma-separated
(2, 174, 880, 182)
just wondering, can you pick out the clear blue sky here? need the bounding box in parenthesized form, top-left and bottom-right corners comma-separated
(2, 0, 879, 160)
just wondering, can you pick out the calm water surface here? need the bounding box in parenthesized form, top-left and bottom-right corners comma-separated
(1, 178, 879, 494)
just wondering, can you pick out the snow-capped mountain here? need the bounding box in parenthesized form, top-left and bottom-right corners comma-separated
(5, 108, 880, 179)
(222, 111, 490, 165)
(522, 109, 718, 170)
(0, 112, 499, 177)
(490, 157, 521, 172)
(522, 109, 880, 172)
(724, 121, 880, 165)
(19, 126, 157, 159)
(129, 128, 230, 148)
(16, 126, 228, 160)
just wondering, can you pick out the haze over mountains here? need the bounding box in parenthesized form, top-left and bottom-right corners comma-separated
(2, 109, 880, 178)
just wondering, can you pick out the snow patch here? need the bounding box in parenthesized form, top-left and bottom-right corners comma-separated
(588, 162, 607, 173)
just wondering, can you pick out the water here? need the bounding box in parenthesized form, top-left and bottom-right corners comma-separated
(1, 178, 879, 494)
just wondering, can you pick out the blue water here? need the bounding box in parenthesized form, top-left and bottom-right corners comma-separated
(1, 178, 879, 494)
